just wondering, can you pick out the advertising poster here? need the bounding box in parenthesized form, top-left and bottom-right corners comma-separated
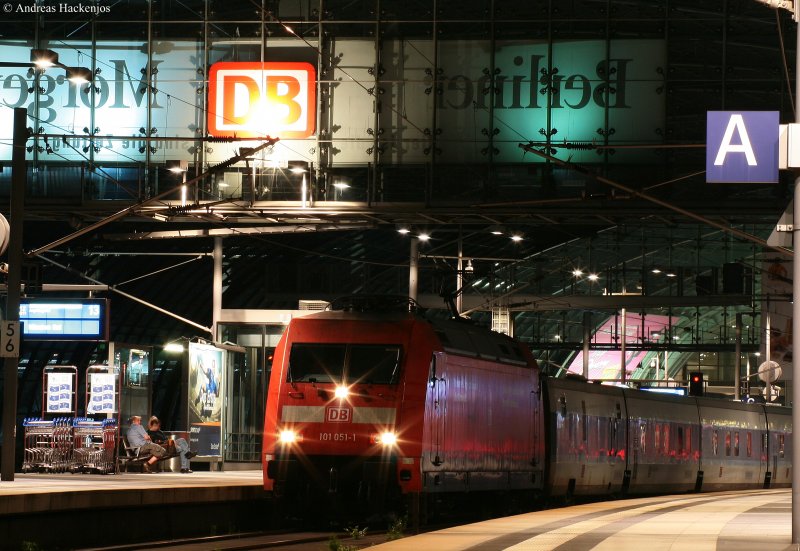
(88, 373, 116, 414)
(46, 372, 73, 413)
(188, 342, 224, 456)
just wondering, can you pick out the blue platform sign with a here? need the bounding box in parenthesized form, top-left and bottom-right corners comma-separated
(706, 111, 779, 183)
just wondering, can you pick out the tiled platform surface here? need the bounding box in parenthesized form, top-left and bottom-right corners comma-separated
(0, 470, 269, 548)
(0, 470, 265, 515)
(374, 489, 796, 551)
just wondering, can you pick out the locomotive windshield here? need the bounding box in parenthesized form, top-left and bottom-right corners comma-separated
(287, 343, 401, 384)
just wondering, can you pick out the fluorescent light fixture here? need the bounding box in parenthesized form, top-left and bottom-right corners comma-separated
(397, 227, 410, 235)
(152, 212, 169, 222)
(333, 182, 350, 189)
(572, 269, 583, 277)
(587, 273, 599, 281)
(510, 234, 523, 242)
(164, 343, 184, 353)
(166, 160, 188, 173)
(417, 233, 430, 241)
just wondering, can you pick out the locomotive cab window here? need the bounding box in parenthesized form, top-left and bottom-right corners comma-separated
(348, 345, 402, 384)
(287, 343, 402, 384)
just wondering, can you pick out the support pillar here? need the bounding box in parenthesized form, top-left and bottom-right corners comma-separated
(409, 237, 418, 302)
(2, 108, 26, 481)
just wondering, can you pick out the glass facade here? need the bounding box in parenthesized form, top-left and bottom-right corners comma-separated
(2, 1, 745, 206)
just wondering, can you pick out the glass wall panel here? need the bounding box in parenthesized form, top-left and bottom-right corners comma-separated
(329, 34, 377, 165)
(380, 38, 434, 165)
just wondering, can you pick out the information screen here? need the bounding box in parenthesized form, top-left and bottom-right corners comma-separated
(19, 298, 108, 340)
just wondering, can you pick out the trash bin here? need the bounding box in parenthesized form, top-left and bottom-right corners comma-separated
(166, 431, 190, 472)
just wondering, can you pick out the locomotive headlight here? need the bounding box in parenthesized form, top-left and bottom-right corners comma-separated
(334, 385, 350, 399)
(372, 431, 397, 446)
(279, 429, 299, 444)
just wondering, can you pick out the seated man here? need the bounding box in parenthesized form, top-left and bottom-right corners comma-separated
(147, 416, 197, 474)
(126, 415, 167, 473)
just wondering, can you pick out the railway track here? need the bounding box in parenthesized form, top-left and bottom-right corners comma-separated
(79, 529, 393, 551)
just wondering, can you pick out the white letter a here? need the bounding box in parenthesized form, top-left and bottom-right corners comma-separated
(714, 114, 757, 166)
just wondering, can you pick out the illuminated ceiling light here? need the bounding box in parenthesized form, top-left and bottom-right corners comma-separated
(289, 160, 309, 174)
(332, 182, 350, 190)
(417, 232, 430, 241)
(489, 225, 505, 235)
(510, 234, 523, 242)
(66, 66, 93, 84)
(334, 386, 349, 399)
(755, 352, 761, 357)
(163, 343, 184, 353)
(572, 269, 583, 277)
(31, 49, 58, 68)
(166, 159, 188, 174)
(152, 212, 169, 222)
(665, 271, 676, 278)
(397, 227, 410, 235)
(465, 259, 474, 273)
(651, 267, 662, 274)
(587, 273, 599, 281)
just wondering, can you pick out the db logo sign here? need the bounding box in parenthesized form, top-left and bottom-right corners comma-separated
(208, 62, 316, 139)
(326, 406, 352, 423)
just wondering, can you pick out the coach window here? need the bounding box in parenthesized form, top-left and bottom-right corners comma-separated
(581, 401, 587, 443)
(725, 432, 731, 456)
(654, 423, 661, 455)
(677, 426, 684, 457)
(734, 432, 739, 457)
(746, 432, 752, 457)
(712, 430, 719, 456)
(779, 434, 785, 458)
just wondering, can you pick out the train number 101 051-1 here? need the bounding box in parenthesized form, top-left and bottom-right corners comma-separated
(319, 432, 356, 442)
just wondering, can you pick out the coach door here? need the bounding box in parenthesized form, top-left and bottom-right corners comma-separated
(426, 353, 446, 467)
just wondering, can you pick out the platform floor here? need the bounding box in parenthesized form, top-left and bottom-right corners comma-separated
(0, 470, 265, 516)
(374, 488, 794, 551)
(0, 470, 269, 548)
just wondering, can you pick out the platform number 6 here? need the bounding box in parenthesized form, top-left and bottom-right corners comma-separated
(0, 321, 20, 357)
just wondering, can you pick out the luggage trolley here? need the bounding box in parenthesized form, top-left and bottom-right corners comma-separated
(71, 418, 117, 474)
(22, 417, 73, 473)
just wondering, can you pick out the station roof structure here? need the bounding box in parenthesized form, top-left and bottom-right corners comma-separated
(0, 0, 795, 386)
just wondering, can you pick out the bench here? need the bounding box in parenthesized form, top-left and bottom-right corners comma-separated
(116, 436, 174, 473)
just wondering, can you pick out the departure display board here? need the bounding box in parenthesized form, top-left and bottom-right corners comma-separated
(19, 298, 109, 340)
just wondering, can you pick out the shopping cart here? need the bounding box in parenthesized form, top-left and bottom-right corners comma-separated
(22, 417, 73, 473)
(70, 418, 117, 474)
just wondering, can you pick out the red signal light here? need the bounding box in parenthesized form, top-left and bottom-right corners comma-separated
(689, 372, 704, 396)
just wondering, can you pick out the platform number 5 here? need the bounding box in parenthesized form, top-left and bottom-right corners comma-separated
(0, 321, 20, 357)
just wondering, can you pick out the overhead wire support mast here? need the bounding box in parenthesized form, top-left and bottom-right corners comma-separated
(28, 137, 279, 258)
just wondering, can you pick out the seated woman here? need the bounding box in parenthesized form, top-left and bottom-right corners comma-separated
(147, 416, 197, 473)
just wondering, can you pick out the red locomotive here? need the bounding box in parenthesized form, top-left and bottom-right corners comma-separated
(263, 295, 543, 513)
(263, 295, 792, 517)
